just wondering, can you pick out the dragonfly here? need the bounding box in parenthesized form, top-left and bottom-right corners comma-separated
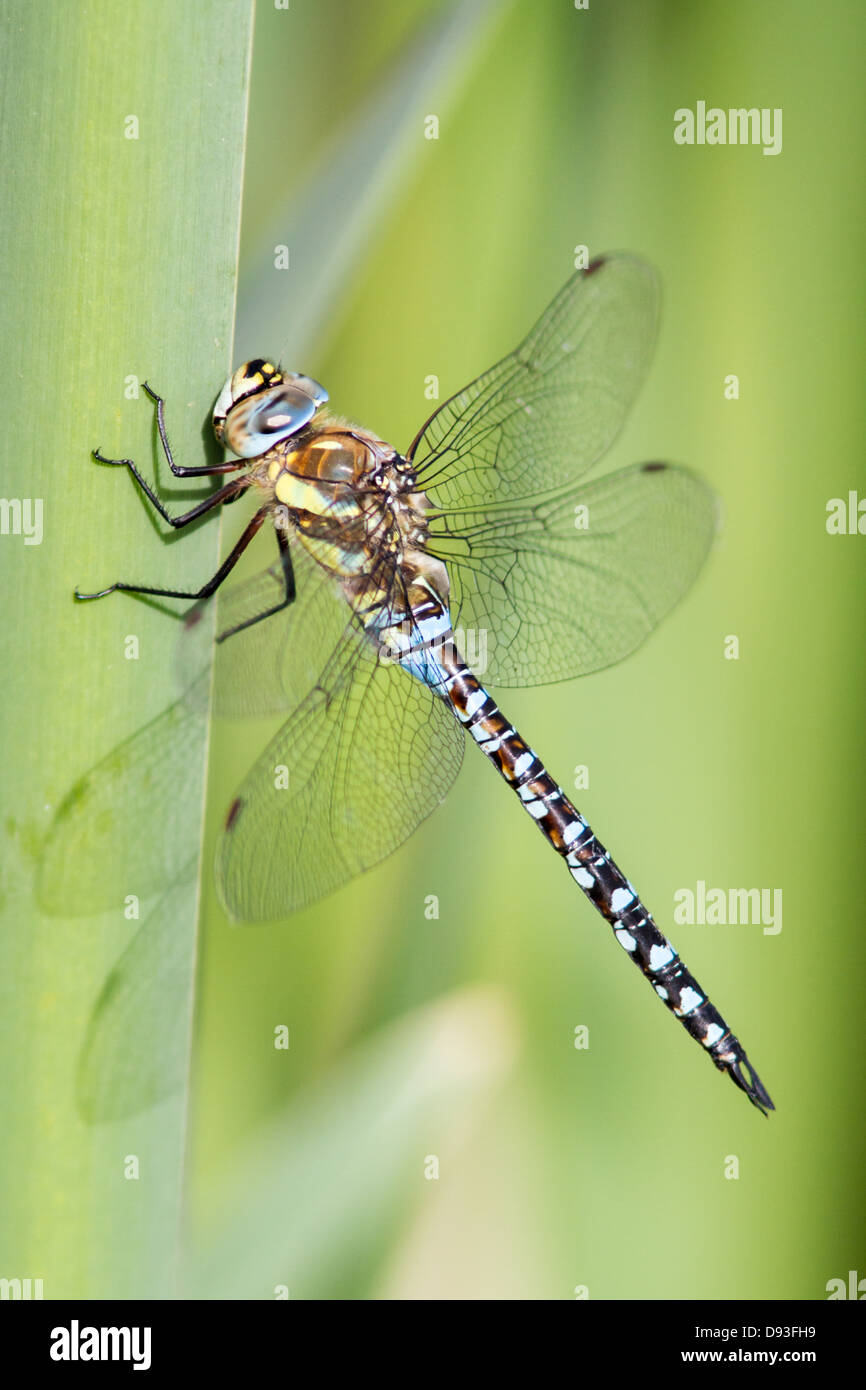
(69, 254, 773, 1114)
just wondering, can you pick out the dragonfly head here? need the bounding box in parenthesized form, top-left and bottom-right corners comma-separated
(213, 360, 329, 459)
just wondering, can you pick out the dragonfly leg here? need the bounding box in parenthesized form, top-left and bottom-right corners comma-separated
(142, 380, 242, 478)
(215, 526, 297, 643)
(76, 503, 273, 604)
(90, 448, 250, 529)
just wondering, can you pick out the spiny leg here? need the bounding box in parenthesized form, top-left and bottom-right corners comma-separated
(89, 451, 250, 529)
(86, 377, 246, 545)
(76, 504, 274, 605)
(142, 380, 243, 479)
(215, 526, 296, 644)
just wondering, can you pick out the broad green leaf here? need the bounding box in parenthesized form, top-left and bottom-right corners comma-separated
(0, 0, 254, 1299)
(9, 0, 510, 1302)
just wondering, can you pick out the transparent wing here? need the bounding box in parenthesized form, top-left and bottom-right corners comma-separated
(176, 529, 351, 719)
(217, 620, 465, 922)
(429, 462, 717, 687)
(76, 864, 198, 1121)
(37, 682, 209, 914)
(408, 254, 660, 508)
(39, 536, 350, 914)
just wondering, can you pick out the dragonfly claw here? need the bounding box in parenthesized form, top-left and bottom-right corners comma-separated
(75, 584, 116, 601)
(92, 447, 131, 467)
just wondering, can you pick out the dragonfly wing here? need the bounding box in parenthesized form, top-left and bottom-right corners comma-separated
(408, 254, 660, 508)
(76, 864, 199, 1121)
(38, 682, 209, 914)
(40, 537, 351, 915)
(176, 529, 350, 719)
(216, 624, 465, 921)
(431, 461, 717, 687)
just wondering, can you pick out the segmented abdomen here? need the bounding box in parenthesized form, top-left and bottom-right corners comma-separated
(435, 637, 773, 1113)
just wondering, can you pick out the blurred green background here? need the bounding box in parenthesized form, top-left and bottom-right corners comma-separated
(2, 0, 864, 1300)
(193, 0, 866, 1298)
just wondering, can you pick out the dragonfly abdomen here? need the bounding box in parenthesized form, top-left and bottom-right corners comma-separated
(438, 643, 774, 1115)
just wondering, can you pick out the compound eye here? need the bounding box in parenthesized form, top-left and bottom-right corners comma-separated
(223, 375, 329, 458)
(213, 366, 328, 458)
(212, 360, 282, 442)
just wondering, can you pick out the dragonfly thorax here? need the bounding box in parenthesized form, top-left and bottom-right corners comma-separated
(258, 423, 450, 619)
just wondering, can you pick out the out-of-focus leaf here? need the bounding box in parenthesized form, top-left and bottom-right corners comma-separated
(236, 0, 511, 364)
(0, 0, 254, 1298)
(183, 987, 517, 1298)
